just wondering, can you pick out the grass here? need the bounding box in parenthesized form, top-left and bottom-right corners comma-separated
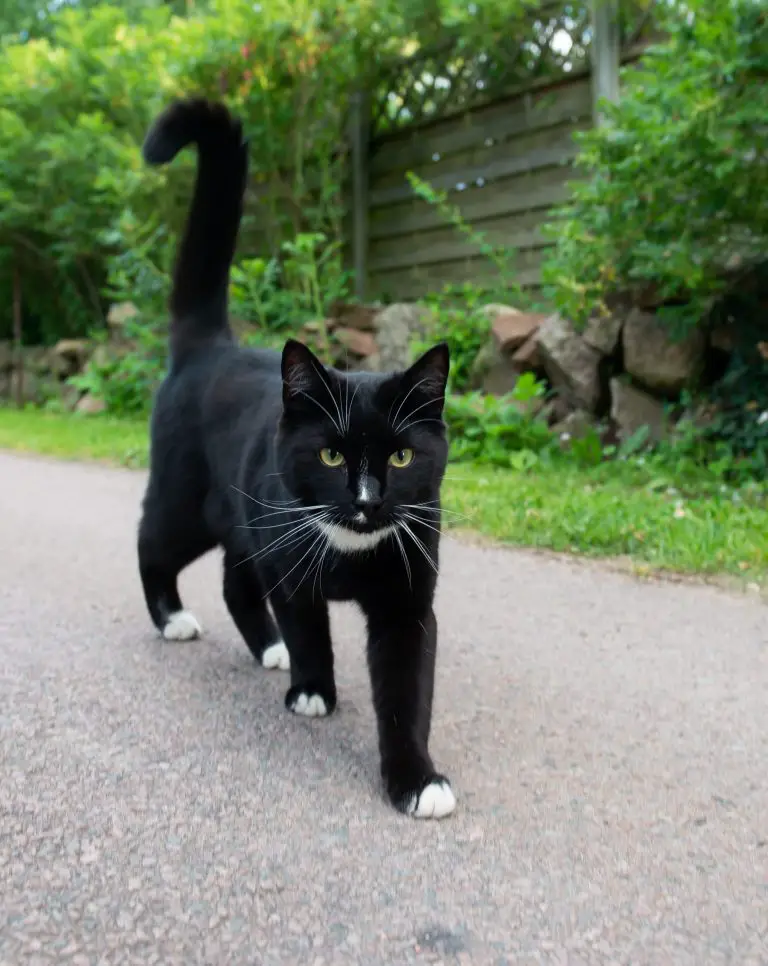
(1, 407, 766, 585)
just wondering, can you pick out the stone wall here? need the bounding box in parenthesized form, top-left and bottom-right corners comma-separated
(0, 339, 90, 410)
(469, 303, 734, 443)
(0, 298, 737, 443)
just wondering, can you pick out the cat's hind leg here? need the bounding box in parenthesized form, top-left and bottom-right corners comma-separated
(138, 499, 216, 641)
(222, 547, 290, 671)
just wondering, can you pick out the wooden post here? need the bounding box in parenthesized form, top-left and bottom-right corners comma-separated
(348, 89, 370, 303)
(590, 0, 621, 125)
(12, 254, 23, 409)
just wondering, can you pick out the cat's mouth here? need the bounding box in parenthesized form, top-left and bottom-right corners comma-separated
(348, 511, 388, 532)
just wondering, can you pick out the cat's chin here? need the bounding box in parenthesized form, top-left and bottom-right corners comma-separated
(317, 518, 396, 554)
(347, 515, 385, 533)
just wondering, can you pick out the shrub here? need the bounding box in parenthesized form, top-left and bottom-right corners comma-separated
(542, 0, 768, 334)
(445, 374, 554, 467)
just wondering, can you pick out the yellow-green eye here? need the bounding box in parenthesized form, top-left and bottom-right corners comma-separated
(319, 447, 345, 468)
(388, 448, 414, 469)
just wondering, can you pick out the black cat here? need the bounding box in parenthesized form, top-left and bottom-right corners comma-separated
(137, 98, 455, 819)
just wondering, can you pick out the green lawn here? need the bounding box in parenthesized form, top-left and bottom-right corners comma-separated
(1, 407, 765, 586)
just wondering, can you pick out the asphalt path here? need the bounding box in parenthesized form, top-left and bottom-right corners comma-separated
(1, 451, 766, 965)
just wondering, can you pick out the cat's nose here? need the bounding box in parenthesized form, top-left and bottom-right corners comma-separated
(354, 493, 383, 514)
(354, 484, 383, 515)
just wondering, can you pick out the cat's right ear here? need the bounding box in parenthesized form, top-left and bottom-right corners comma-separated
(281, 339, 326, 408)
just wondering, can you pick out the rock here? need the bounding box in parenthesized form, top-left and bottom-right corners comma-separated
(623, 308, 706, 395)
(9, 369, 43, 405)
(539, 394, 571, 427)
(76, 393, 107, 415)
(468, 311, 546, 394)
(330, 302, 377, 331)
(300, 319, 328, 334)
(333, 327, 377, 358)
(552, 408, 594, 441)
(491, 311, 546, 352)
(610, 377, 668, 443)
(536, 313, 602, 413)
(0, 341, 13, 372)
(469, 332, 517, 395)
(24, 346, 50, 374)
(582, 313, 623, 357)
(107, 301, 139, 329)
(58, 383, 83, 412)
(471, 339, 519, 395)
(478, 303, 521, 323)
(371, 303, 432, 372)
(54, 338, 89, 363)
(511, 333, 542, 372)
(50, 339, 89, 378)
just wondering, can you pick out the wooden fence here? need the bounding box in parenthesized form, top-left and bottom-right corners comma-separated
(357, 71, 593, 302)
(342, 0, 653, 303)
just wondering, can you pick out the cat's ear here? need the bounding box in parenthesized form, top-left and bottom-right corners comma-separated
(401, 342, 450, 404)
(281, 339, 328, 407)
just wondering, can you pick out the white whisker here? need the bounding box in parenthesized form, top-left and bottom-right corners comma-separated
(399, 512, 443, 537)
(345, 381, 361, 434)
(396, 417, 445, 432)
(311, 531, 333, 602)
(230, 484, 301, 509)
(400, 503, 469, 521)
(297, 389, 344, 436)
(394, 394, 441, 434)
(310, 360, 345, 436)
(239, 503, 330, 528)
(235, 514, 323, 568)
(393, 527, 412, 590)
(398, 520, 439, 575)
(390, 376, 431, 430)
(263, 524, 329, 600)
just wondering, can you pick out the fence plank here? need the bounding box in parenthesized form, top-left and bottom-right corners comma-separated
(368, 218, 550, 272)
(369, 76, 592, 178)
(369, 143, 578, 209)
(369, 254, 547, 302)
(370, 118, 587, 195)
(359, 165, 578, 242)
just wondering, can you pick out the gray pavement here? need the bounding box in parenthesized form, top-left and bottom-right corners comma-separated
(1, 450, 767, 966)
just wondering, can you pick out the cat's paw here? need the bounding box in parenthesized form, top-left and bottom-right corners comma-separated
(387, 768, 457, 820)
(285, 684, 337, 718)
(261, 640, 290, 671)
(407, 778, 456, 819)
(162, 610, 202, 641)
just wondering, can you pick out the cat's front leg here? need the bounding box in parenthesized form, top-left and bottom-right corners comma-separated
(269, 587, 337, 718)
(363, 604, 456, 819)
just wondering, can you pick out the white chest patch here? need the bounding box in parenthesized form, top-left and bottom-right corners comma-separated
(317, 521, 395, 554)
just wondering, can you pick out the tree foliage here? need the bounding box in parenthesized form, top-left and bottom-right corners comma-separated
(542, 0, 768, 332)
(0, 0, 538, 342)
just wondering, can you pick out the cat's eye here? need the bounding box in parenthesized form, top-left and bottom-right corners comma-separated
(388, 448, 414, 469)
(319, 447, 345, 468)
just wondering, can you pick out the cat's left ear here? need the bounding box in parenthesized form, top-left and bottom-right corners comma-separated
(398, 342, 450, 415)
(281, 338, 329, 408)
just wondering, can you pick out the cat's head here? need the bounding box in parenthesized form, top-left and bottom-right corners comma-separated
(275, 339, 450, 547)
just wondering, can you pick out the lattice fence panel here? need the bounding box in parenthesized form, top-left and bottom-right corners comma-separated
(370, 0, 658, 138)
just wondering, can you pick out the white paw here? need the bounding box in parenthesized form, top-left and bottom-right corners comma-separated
(162, 610, 202, 641)
(290, 692, 328, 718)
(409, 780, 457, 820)
(261, 641, 290, 671)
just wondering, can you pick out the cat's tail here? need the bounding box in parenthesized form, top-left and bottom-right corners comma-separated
(142, 98, 248, 360)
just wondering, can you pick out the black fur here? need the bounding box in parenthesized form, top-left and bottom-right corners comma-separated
(138, 98, 454, 817)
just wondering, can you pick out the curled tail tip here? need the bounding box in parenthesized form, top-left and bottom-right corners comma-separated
(142, 97, 245, 167)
